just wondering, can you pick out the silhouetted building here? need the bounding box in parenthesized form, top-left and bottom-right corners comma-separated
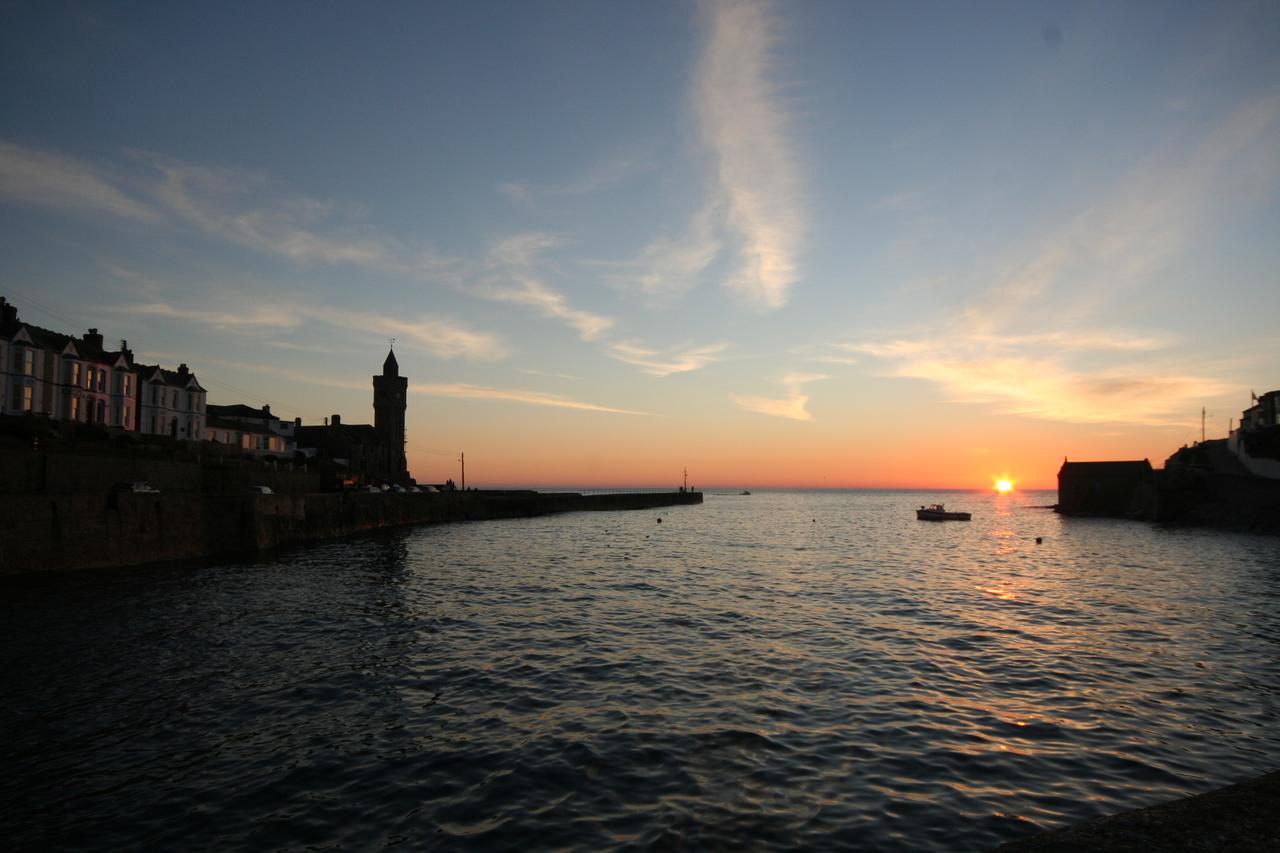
(1238, 390, 1279, 433)
(135, 363, 206, 440)
(1057, 459, 1155, 516)
(205, 403, 294, 456)
(2, 296, 144, 430)
(295, 348, 410, 484)
(373, 348, 408, 478)
(1228, 388, 1280, 477)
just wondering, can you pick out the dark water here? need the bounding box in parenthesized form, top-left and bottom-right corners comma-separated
(3, 489, 1279, 850)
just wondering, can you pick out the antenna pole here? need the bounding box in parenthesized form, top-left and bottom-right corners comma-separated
(1201, 407, 1206, 444)
(683, 466, 688, 491)
(460, 452, 465, 491)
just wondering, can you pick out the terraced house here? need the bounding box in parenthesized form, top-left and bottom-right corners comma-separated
(0, 296, 205, 438)
(136, 363, 206, 440)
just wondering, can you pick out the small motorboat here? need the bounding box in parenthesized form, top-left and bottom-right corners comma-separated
(916, 503, 971, 521)
(740, 490, 752, 495)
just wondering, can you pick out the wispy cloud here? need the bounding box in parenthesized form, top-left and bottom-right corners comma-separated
(519, 368, 581, 381)
(847, 326, 1228, 426)
(306, 306, 507, 361)
(128, 301, 304, 330)
(733, 371, 826, 421)
(115, 298, 506, 362)
(136, 153, 398, 267)
(410, 383, 648, 415)
(476, 233, 616, 341)
(848, 88, 1280, 427)
(695, 0, 804, 309)
(856, 343, 1225, 425)
(606, 340, 729, 377)
(6, 141, 618, 354)
(600, 202, 721, 304)
(493, 274, 614, 341)
(500, 152, 655, 204)
(0, 141, 157, 221)
(847, 329, 1226, 426)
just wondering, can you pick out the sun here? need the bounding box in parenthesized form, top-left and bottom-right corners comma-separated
(994, 478, 1015, 494)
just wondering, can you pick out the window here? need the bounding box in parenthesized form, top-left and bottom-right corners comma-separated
(152, 386, 159, 405)
(123, 375, 131, 396)
(70, 397, 79, 421)
(171, 390, 177, 409)
(124, 407, 131, 428)
(70, 362, 81, 385)
(22, 385, 33, 412)
(22, 349, 34, 376)
(84, 368, 92, 389)
(96, 400, 105, 423)
(97, 370, 106, 392)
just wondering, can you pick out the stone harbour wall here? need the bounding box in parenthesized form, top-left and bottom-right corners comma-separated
(0, 490, 703, 576)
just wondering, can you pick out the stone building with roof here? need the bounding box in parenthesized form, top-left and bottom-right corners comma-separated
(205, 403, 295, 456)
(1057, 458, 1155, 516)
(1, 296, 205, 438)
(1228, 388, 1280, 478)
(1, 296, 139, 429)
(136, 363, 206, 440)
(295, 348, 410, 485)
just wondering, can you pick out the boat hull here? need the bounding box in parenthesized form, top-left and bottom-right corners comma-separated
(916, 510, 971, 521)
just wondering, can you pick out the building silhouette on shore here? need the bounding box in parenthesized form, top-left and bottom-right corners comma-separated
(2, 295, 412, 486)
(295, 348, 410, 485)
(0, 296, 206, 437)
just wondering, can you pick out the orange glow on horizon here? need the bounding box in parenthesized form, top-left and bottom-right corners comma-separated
(994, 478, 1015, 493)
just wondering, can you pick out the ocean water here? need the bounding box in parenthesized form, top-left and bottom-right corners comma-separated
(3, 489, 1278, 850)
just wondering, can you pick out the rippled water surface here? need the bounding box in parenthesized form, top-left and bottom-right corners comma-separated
(4, 489, 1280, 850)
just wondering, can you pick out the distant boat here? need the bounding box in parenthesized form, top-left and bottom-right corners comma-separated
(739, 490, 751, 495)
(916, 503, 971, 521)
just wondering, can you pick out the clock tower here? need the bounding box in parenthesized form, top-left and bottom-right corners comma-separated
(373, 347, 408, 481)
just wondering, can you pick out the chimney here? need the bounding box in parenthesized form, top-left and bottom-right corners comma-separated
(177, 363, 190, 378)
(331, 414, 341, 426)
(0, 298, 16, 325)
(294, 417, 302, 427)
(262, 404, 271, 415)
(83, 327, 104, 350)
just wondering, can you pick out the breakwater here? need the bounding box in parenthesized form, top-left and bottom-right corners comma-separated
(0, 489, 702, 576)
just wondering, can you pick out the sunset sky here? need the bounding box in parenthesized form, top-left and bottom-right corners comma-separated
(2, 1, 1278, 488)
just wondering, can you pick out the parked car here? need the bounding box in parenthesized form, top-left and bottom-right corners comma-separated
(363, 484, 381, 493)
(246, 485, 274, 495)
(390, 484, 406, 493)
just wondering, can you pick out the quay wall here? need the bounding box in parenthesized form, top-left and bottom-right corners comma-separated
(0, 490, 702, 576)
(0, 444, 322, 496)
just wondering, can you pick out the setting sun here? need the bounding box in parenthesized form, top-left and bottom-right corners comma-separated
(995, 478, 1015, 494)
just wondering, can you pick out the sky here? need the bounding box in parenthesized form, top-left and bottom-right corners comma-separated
(1, 1, 1278, 489)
